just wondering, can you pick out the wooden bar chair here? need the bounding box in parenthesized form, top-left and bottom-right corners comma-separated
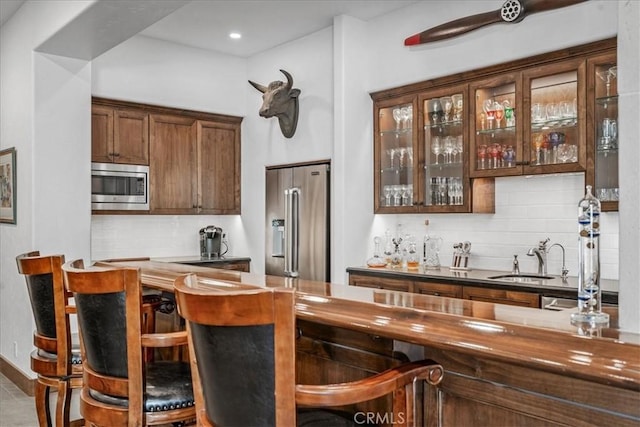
(174, 273, 444, 427)
(16, 251, 83, 427)
(62, 259, 195, 426)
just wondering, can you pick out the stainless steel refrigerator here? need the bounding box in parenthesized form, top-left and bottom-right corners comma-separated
(265, 163, 330, 281)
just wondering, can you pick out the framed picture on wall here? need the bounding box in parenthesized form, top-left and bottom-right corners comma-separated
(0, 147, 17, 224)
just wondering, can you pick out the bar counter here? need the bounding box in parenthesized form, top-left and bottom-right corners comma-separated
(105, 260, 640, 425)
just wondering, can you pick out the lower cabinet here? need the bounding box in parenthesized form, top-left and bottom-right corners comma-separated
(463, 286, 540, 308)
(198, 260, 249, 272)
(349, 273, 540, 308)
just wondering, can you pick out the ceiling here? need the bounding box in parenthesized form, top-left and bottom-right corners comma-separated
(2, 0, 419, 58)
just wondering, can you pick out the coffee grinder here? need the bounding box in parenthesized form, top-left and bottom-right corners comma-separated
(200, 225, 224, 259)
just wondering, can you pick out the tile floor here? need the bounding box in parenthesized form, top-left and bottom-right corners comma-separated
(0, 372, 39, 426)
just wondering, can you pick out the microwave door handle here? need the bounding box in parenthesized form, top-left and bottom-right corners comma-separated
(284, 188, 300, 278)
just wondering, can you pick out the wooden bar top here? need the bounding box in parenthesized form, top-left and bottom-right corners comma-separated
(104, 260, 640, 392)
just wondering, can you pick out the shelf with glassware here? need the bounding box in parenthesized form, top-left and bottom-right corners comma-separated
(374, 95, 419, 213)
(422, 87, 470, 212)
(469, 58, 587, 178)
(587, 52, 618, 212)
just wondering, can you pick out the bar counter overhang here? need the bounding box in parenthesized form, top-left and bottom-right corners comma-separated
(104, 260, 640, 424)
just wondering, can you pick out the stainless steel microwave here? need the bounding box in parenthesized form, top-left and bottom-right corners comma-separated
(91, 163, 149, 211)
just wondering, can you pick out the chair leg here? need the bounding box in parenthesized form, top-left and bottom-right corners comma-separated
(55, 379, 71, 427)
(34, 379, 52, 427)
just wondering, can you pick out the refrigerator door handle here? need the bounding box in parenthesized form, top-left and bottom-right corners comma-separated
(284, 187, 300, 278)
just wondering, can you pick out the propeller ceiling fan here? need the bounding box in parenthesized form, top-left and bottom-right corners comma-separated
(405, 0, 587, 46)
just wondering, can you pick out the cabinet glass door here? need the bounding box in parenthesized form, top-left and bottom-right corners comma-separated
(523, 58, 586, 174)
(374, 96, 417, 212)
(470, 74, 520, 178)
(421, 85, 469, 211)
(587, 52, 618, 211)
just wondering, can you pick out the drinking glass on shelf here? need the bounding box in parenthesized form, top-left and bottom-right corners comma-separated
(400, 106, 411, 130)
(503, 100, 515, 127)
(383, 185, 393, 206)
(406, 147, 414, 165)
(443, 136, 455, 163)
(398, 148, 407, 168)
(392, 185, 402, 206)
(493, 100, 504, 128)
(440, 96, 453, 122)
(430, 99, 443, 125)
(451, 94, 463, 122)
(557, 143, 573, 163)
(489, 143, 501, 169)
(392, 108, 402, 130)
(431, 136, 442, 164)
(546, 103, 560, 123)
(477, 144, 487, 170)
(503, 145, 516, 167)
(456, 135, 463, 163)
(531, 103, 545, 123)
(596, 65, 617, 97)
(386, 148, 397, 169)
(482, 99, 495, 129)
(532, 134, 544, 165)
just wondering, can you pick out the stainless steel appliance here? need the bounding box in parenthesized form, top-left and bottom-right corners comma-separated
(91, 163, 149, 210)
(265, 163, 330, 281)
(200, 225, 225, 259)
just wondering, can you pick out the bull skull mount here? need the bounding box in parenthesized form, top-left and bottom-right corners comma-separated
(249, 69, 301, 139)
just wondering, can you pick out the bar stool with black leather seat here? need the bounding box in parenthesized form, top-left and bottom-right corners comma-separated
(16, 251, 84, 427)
(174, 273, 444, 427)
(62, 259, 195, 426)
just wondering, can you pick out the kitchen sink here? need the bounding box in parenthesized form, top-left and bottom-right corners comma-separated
(487, 274, 554, 282)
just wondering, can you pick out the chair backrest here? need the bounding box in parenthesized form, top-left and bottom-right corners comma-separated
(174, 274, 296, 427)
(62, 259, 143, 398)
(16, 251, 73, 376)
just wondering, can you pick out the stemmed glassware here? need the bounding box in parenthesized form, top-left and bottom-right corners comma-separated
(482, 99, 495, 129)
(392, 108, 402, 130)
(430, 99, 443, 125)
(431, 136, 442, 164)
(455, 135, 463, 163)
(451, 94, 463, 122)
(493, 100, 504, 128)
(400, 106, 411, 129)
(440, 96, 453, 122)
(443, 136, 454, 163)
(596, 65, 617, 97)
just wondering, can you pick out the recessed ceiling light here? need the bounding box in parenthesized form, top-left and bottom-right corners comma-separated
(229, 32, 242, 40)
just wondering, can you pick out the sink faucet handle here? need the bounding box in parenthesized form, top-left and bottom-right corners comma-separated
(539, 237, 551, 250)
(511, 255, 520, 275)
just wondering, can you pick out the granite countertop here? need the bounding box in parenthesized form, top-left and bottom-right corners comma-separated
(346, 265, 619, 299)
(152, 255, 251, 264)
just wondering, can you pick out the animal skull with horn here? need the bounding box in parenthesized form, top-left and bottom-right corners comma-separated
(248, 69, 301, 138)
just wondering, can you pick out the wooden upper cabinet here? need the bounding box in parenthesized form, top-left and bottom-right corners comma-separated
(91, 105, 114, 163)
(91, 105, 149, 165)
(149, 114, 198, 214)
(198, 120, 241, 214)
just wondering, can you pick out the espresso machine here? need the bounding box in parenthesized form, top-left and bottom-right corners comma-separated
(200, 225, 224, 259)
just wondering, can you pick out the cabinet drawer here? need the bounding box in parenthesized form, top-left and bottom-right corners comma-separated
(415, 282, 463, 298)
(463, 286, 540, 308)
(349, 274, 411, 292)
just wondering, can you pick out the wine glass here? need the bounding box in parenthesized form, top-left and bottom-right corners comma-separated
(503, 100, 515, 127)
(443, 136, 454, 163)
(400, 106, 411, 130)
(455, 135, 463, 163)
(430, 99, 443, 125)
(386, 148, 397, 169)
(493, 100, 504, 128)
(431, 136, 442, 164)
(392, 108, 402, 130)
(596, 65, 617, 97)
(440, 96, 453, 122)
(482, 99, 495, 129)
(451, 94, 463, 122)
(383, 185, 393, 206)
(477, 144, 487, 170)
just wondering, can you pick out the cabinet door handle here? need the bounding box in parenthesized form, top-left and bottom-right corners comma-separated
(433, 292, 440, 296)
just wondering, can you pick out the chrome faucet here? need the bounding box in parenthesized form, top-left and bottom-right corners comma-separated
(549, 242, 569, 281)
(527, 238, 550, 276)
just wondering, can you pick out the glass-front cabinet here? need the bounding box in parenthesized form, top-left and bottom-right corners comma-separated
(420, 85, 470, 212)
(374, 95, 418, 213)
(587, 52, 618, 212)
(522, 57, 586, 175)
(470, 74, 521, 178)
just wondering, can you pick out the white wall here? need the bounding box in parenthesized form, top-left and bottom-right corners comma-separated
(0, 0, 94, 376)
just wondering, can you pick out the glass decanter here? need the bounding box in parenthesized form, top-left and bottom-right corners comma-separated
(571, 185, 609, 325)
(366, 236, 388, 268)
